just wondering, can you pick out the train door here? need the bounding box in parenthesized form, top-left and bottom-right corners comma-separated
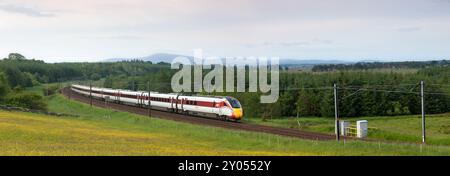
(140, 93, 143, 107)
(180, 97, 183, 113)
(170, 97, 174, 112)
(175, 95, 180, 113)
(116, 90, 121, 103)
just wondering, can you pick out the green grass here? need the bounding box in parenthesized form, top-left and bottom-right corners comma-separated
(245, 114, 450, 146)
(1, 93, 450, 155)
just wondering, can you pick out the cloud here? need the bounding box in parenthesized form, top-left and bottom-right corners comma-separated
(0, 4, 55, 17)
(248, 39, 333, 48)
(397, 27, 421, 32)
(1, 0, 449, 61)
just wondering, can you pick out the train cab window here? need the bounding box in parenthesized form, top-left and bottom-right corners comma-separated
(226, 97, 241, 108)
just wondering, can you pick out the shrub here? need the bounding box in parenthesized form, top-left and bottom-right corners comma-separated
(6, 92, 47, 110)
(42, 85, 60, 96)
(0, 72, 10, 102)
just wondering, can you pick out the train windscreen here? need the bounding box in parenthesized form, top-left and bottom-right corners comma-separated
(226, 97, 241, 108)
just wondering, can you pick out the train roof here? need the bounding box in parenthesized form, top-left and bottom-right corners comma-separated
(71, 84, 234, 100)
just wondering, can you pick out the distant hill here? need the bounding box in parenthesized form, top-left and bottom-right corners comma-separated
(104, 53, 353, 66)
(104, 53, 192, 64)
(279, 59, 353, 66)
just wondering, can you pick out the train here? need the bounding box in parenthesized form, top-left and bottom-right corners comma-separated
(70, 84, 243, 121)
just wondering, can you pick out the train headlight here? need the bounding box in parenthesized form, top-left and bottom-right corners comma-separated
(232, 108, 243, 119)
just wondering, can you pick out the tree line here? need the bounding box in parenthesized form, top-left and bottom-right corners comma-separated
(0, 53, 170, 110)
(1, 53, 449, 118)
(101, 64, 450, 118)
(312, 60, 450, 72)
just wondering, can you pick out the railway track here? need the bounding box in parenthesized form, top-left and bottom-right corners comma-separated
(61, 87, 337, 141)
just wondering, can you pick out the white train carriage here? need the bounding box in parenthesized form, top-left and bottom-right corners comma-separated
(176, 96, 236, 119)
(70, 84, 243, 121)
(118, 90, 141, 105)
(102, 88, 120, 102)
(71, 84, 91, 97)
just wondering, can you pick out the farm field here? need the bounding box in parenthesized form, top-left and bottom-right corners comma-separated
(1, 93, 450, 155)
(245, 113, 450, 146)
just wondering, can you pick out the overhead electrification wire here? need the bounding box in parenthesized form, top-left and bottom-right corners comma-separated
(76, 82, 449, 95)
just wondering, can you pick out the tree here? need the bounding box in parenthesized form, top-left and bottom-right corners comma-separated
(0, 72, 10, 102)
(8, 53, 26, 60)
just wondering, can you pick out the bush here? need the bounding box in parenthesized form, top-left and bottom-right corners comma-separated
(6, 92, 47, 110)
(0, 72, 10, 102)
(42, 85, 60, 96)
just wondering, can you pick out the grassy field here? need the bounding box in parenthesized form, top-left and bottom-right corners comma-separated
(245, 113, 450, 146)
(1, 92, 450, 155)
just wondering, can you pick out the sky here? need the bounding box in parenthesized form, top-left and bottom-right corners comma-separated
(0, 0, 450, 63)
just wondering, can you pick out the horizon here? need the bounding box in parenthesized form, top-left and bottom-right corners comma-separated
(3, 52, 449, 64)
(1, 0, 450, 62)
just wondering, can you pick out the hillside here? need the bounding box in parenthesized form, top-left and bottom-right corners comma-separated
(1, 93, 450, 155)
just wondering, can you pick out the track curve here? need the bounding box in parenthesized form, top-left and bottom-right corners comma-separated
(61, 87, 338, 141)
